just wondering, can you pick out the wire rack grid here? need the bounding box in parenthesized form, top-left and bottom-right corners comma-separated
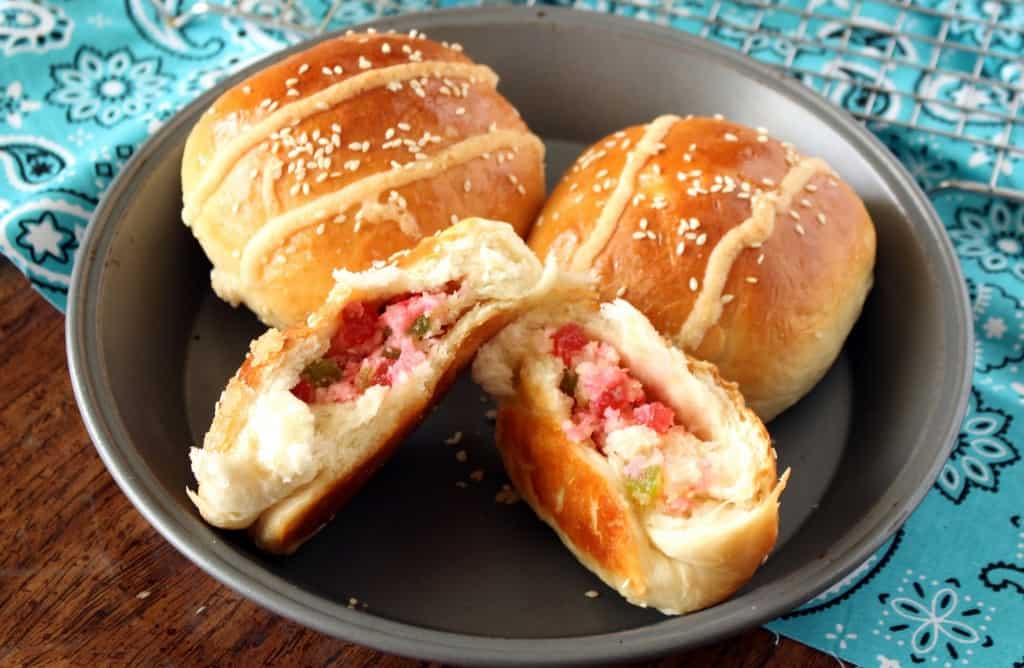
(155, 0, 1024, 203)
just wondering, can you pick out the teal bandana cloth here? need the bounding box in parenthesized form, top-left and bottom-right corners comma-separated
(2, 2, 1022, 666)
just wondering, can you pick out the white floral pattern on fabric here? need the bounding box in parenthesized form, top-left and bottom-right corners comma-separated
(0, 81, 40, 129)
(46, 47, 172, 127)
(949, 200, 1024, 280)
(0, 0, 72, 56)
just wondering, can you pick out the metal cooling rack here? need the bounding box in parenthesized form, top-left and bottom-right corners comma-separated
(157, 0, 1024, 202)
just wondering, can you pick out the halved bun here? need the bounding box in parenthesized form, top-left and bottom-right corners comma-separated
(529, 115, 875, 420)
(182, 30, 545, 329)
(472, 299, 788, 614)
(188, 219, 552, 553)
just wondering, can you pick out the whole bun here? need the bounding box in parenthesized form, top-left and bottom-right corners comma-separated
(529, 115, 875, 420)
(182, 30, 545, 328)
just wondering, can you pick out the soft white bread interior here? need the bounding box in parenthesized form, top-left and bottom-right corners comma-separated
(472, 299, 788, 614)
(188, 219, 552, 554)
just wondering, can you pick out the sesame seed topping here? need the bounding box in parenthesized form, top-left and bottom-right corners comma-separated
(315, 223, 326, 235)
(745, 276, 758, 284)
(450, 214, 459, 225)
(381, 42, 391, 54)
(639, 218, 649, 230)
(689, 277, 699, 292)
(397, 122, 411, 131)
(646, 230, 656, 240)
(516, 185, 526, 195)
(358, 56, 372, 70)
(241, 85, 251, 94)
(615, 286, 627, 297)
(333, 65, 344, 75)
(800, 198, 812, 208)
(298, 63, 309, 75)
(817, 212, 827, 225)
(321, 66, 333, 76)
(757, 253, 765, 264)
(675, 241, 685, 255)
(631, 231, 646, 240)
(724, 132, 738, 142)
(696, 233, 707, 246)
(301, 183, 309, 195)
(585, 590, 599, 599)
(470, 470, 484, 482)
(795, 224, 806, 235)
(464, 179, 472, 193)
(805, 183, 818, 193)
(721, 294, 735, 304)
(713, 113, 724, 120)
(756, 135, 768, 143)
(762, 177, 775, 187)
(445, 431, 463, 445)
(788, 210, 800, 221)
(285, 77, 299, 86)
(231, 202, 240, 214)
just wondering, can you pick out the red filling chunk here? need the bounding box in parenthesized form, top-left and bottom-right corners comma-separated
(291, 284, 460, 404)
(551, 324, 678, 448)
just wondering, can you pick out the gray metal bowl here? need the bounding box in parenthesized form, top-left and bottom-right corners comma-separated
(67, 7, 972, 665)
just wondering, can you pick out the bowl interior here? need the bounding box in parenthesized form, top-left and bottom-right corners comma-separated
(70, 7, 969, 661)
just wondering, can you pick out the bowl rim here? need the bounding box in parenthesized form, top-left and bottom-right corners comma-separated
(67, 6, 973, 665)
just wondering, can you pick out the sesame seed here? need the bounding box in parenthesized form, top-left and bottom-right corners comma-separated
(639, 218, 649, 230)
(713, 113, 724, 120)
(298, 63, 309, 75)
(677, 171, 688, 181)
(762, 177, 775, 187)
(397, 122, 411, 131)
(817, 212, 827, 224)
(333, 65, 344, 75)
(285, 77, 299, 86)
(315, 223, 325, 235)
(455, 107, 466, 116)
(450, 214, 459, 225)
(689, 277, 699, 291)
(358, 56, 372, 70)
(381, 42, 391, 54)
(231, 202, 240, 214)
(757, 135, 768, 143)
(464, 179, 471, 193)
(445, 431, 463, 445)
(615, 286, 627, 297)
(315, 101, 329, 111)
(675, 241, 685, 255)
(795, 224, 806, 235)
(322, 66, 333, 76)
(470, 470, 484, 482)
(690, 218, 700, 229)
(696, 233, 707, 246)
(724, 133, 738, 142)
(646, 230, 656, 240)
(242, 85, 251, 94)
(800, 198, 812, 208)
(788, 210, 801, 221)
(455, 450, 468, 463)
(745, 276, 758, 284)
(516, 185, 526, 195)
(757, 253, 765, 264)
(631, 231, 646, 240)
(805, 183, 818, 193)
(721, 293, 735, 304)
(301, 183, 309, 195)
(585, 590, 599, 599)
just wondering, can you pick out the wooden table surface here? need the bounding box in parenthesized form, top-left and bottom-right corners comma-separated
(0, 259, 847, 667)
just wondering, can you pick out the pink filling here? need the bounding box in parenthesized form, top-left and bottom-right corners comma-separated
(552, 324, 711, 515)
(553, 323, 679, 448)
(291, 283, 459, 404)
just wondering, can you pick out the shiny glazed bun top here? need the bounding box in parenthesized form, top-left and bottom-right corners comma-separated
(182, 30, 545, 328)
(529, 115, 876, 420)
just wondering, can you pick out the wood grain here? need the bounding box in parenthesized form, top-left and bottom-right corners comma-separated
(0, 260, 847, 667)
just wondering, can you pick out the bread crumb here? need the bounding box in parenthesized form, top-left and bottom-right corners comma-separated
(445, 431, 463, 446)
(470, 469, 484, 482)
(196, 606, 206, 614)
(136, 591, 151, 600)
(585, 590, 599, 599)
(455, 450, 468, 463)
(495, 484, 520, 504)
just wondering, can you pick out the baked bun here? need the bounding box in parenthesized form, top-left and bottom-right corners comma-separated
(472, 298, 787, 614)
(182, 30, 545, 329)
(188, 219, 551, 554)
(529, 115, 876, 420)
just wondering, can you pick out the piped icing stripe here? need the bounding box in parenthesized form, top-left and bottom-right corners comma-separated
(240, 129, 543, 284)
(183, 61, 499, 224)
(676, 157, 832, 349)
(568, 114, 680, 272)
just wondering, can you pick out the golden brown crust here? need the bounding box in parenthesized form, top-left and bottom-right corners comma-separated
(530, 116, 876, 420)
(182, 32, 545, 328)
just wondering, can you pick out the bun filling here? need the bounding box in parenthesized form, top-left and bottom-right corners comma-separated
(291, 281, 463, 404)
(549, 323, 731, 518)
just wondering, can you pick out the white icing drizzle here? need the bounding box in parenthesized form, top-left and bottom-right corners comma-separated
(239, 129, 543, 284)
(569, 114, 680, 272)
(676, 157, 832, 349)
(183, 61, 499, 223)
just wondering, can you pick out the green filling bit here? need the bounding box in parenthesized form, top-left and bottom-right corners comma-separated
(625, 466, 662, 507)
(409, 315, 431, 339)
(300, 358, 342, 387)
